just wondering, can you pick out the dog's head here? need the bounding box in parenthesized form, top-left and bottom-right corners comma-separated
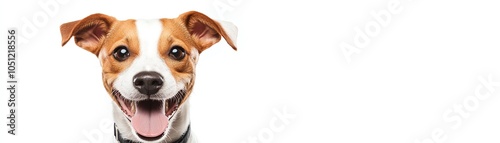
(60, 11, 237, 142)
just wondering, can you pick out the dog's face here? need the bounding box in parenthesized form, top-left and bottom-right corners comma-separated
(60, 11, 237, 142)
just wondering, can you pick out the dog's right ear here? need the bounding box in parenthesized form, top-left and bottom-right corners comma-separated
(60, 13, 116, 55)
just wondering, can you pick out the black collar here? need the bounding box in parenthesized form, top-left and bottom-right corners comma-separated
(114, 123, 191, 143)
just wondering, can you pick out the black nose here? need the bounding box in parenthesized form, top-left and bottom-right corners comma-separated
(133, 71, 164, 95)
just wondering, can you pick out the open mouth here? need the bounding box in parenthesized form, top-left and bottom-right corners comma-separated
(112, 89, 185, 140)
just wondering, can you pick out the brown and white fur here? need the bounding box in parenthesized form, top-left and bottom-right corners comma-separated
(60, 11, 237, 143)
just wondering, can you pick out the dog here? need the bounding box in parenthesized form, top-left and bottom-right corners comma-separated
(60, 11, 237, 143)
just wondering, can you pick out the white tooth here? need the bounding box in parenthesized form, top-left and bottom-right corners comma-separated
(131, 102, 135, 113)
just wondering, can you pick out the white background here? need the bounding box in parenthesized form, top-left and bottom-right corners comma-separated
(1, 0, 500, 143)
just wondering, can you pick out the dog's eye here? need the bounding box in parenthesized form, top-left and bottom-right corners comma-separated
(168, 46, 185, 61)
(113, 46, 130, 62)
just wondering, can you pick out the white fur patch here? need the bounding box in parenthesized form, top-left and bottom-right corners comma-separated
(216, 20, 238, 46)
(190, 47, 200, 65)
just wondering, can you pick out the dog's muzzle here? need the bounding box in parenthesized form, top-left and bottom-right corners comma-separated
(112, 71, 186, 141)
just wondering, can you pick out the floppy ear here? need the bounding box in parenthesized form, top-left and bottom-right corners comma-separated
(177, 11, 237, 52)
(60, 13, 116, 55)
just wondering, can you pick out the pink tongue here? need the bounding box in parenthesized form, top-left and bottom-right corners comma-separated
(131, 105, 169, 137)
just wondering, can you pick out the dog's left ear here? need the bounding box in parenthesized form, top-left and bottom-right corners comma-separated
(177, 11, 237, 53)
